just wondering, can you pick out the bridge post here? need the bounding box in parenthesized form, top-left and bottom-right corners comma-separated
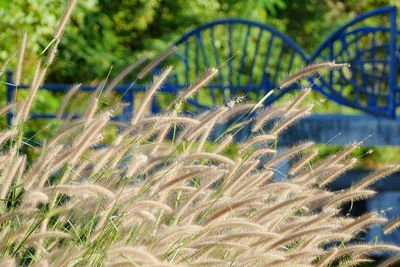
(6, 71, 15, 126)
(121, 89, 134, 122)
(388, 7, 397, 118)
(274, 145, 291, 182)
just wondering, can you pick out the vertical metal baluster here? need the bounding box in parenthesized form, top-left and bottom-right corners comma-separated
(238, 24, 251, 86)
(227, 23, 233, 97)
(261, 34, 276, 95)
(6, 71, 15, 125)
(248, 27, 263, 89)
(388, 7, 397, 117)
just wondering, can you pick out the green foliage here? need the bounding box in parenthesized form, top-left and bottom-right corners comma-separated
(0, 0, 96, 75)
(0, 0, 286, 83)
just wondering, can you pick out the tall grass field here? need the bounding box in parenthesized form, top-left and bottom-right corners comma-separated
(1, 1, 400, 266)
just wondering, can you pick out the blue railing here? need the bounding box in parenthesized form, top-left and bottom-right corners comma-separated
(171, 6, 399, 117)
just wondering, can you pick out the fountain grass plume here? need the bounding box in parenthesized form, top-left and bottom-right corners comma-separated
(1, 6, 400, 266)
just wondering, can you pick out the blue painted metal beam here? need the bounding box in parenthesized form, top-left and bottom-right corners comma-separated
(278, 114, 400, 146)
(208, 114, 400, 147)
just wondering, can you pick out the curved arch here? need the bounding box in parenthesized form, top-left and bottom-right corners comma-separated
(310, 6, 398, 117)
(167, 8, 398, 117)
(175, 18, 308, 59)
(172, 18, 309, 111)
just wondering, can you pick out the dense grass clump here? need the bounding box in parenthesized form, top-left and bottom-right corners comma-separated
(1, 63, 400, 266)
(2, 1, 400, 266)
